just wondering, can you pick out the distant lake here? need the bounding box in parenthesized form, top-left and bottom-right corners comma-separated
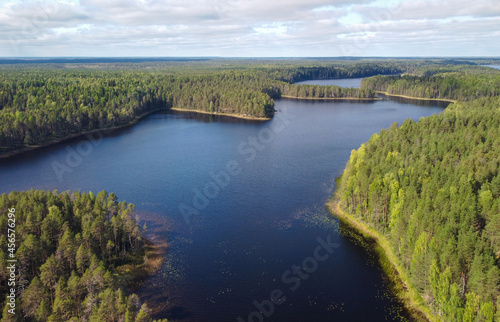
(486, 65, 500, 70)
(295, 77, 365, 88)
(0, 88, 448, 321)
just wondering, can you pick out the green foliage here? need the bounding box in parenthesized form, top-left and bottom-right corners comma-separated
(361, 65, 500, 101)
(0, 190, 165, 321)
(0, 61, 405, 156)
(281, 83, 377, 99)
(0, 68, 278, 155)
(337, 96, 500, 320)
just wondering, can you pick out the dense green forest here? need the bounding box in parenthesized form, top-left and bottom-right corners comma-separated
(0, 69, 276, 155)
(0, 61, 404, 157)
(5, 59, 490, 157)
(266, 62, 403, 83)
(0, 190, 167, 322)
(281, 83, 377, 99)
(361, 65, 500, 101)
(336, 96, 500, 321)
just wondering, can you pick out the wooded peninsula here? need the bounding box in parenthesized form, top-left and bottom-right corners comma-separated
(0, 190, 168, 322)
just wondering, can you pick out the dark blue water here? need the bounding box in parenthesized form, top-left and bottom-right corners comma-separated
(296, 78, 364, 88)
(0, 97, 447, 321)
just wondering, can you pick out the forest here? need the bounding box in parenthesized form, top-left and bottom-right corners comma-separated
(280, 83, 377, 99)
(0, 69, 275, 156)
(0, 60, 406, 157)
(336, 95, 500, 321)
(361, 65, 500, 101)
(0, 190, 167, 322)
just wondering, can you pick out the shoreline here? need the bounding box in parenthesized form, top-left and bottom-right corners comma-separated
(117, 237, 167, 291)
(116, 236, 167, 316)
(280, 94, 380, 101)
(376, 91, 458, 103)
(0, 108, 167, 160)
(326, 199, 439, 322)
(0, 107, 271, 159)
(170, 107, 272, 121)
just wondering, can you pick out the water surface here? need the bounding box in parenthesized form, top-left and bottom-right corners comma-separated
(295, 77, 365, 88)
(0, 96, 447, 321)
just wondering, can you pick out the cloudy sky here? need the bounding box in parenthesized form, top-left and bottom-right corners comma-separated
(1, 0, 499, 57)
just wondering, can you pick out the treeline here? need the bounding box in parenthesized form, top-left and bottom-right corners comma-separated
(1, 61, 483, 157)
(337, 96, 500, 321)
(269, 63, 403, 83)
(281, 83, 377, 99)
(0, 69, 279, 155)
(361, 66, 500, 101)
(0, 190, 167, 322)
(0, 62, 405, 157)
(271, 59, 480, 83)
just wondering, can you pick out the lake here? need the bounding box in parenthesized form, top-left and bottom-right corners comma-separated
(295, 77, 365, 88)
(0, 92, 448, 321)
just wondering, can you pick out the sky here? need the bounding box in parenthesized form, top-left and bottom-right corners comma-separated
(0, 0, 499, 57)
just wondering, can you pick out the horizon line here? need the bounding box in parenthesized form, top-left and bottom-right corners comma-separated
(1, 56, 500, 59)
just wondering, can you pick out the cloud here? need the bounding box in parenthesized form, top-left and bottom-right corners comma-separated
(0, 0, 499, 56)
(354, 0, 500, 21)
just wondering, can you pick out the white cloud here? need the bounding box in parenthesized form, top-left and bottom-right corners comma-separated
(0, 0, 498, 56)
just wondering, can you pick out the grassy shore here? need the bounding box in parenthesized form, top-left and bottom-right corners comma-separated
(170, 107, 272, 120)
(280, 94, 381, 101)
(327, 198, 441, 322)
(376, 91, 458, 103)
(116, 238, 167, 293)
(115, 235, 168, 317)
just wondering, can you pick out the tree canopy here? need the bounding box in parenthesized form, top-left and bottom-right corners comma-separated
(361, 65, 500, 101)
(0, 61, 404, 157)
(0, 190, 167, 322)
(337, 96, 500, 321)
